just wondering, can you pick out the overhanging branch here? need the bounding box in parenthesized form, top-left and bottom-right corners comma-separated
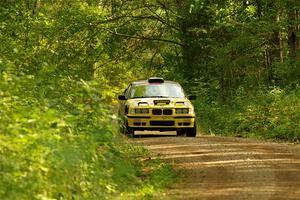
(106, 29, 183, 47)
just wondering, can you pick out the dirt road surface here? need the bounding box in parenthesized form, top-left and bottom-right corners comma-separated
(132, 135, 300, 200)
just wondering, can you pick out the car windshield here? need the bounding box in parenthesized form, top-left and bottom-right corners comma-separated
(130, 83, 185, 98)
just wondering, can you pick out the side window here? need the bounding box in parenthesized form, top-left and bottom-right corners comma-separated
(124, 84, 132, 99)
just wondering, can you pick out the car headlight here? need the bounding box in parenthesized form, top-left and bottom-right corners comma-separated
(175, 108, 189, 114)
(131, 108, 149, 114)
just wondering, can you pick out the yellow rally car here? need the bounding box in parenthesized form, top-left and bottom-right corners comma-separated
(118, 77, 197, 137)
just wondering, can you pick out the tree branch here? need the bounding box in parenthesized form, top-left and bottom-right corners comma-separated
(105, 29, 183, 47)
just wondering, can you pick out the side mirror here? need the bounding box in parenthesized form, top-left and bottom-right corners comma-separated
(118, 95, 127, 100)
(188, 95, 196, 100)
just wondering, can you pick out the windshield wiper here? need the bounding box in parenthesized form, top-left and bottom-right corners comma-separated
(132, 96, 147, 99)
(131, 96, 170, 99)
(149, 96, 169, 98)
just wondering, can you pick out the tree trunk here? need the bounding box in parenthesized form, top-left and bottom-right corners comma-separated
(288, 9, 298, 58)
(175, 0, 193, 78)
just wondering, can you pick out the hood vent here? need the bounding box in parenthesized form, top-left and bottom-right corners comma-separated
(138, 102, 148, 106)
(154, 100, 170, 105)
(175, 102, 185, 106)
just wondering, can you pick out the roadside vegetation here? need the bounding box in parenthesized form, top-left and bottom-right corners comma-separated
(1, 0, 300, 199)
(0, 1, 175, 199)
(195, 87, 300, 141)
(0, 72, 175, 199)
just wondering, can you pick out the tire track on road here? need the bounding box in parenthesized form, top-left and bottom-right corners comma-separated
(132, 135, 300, 200)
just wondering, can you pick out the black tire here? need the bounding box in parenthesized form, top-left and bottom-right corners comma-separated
(119, 117, 130, 135)
(123, 123, 131, 135)
(186, 122, 197, 137)
(122, 121, 135, 137)
(176, 129, 186, 136)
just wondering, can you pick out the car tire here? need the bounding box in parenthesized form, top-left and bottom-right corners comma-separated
(119, 118, 130, 134)
(176, 129, 186, 136)
(186, 121, 197, 137)
(123, 123, 130, 135)
(122, 121, 135, 137)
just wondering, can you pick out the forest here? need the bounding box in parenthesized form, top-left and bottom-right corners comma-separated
(1, 0, 300, 199)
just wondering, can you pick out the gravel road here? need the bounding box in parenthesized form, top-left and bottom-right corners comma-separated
(132, 135, 300, 200)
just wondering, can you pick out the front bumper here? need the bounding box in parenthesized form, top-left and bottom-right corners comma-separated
(127, 115, 195, 129)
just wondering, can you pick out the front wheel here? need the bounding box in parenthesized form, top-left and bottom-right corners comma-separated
(186, 122, 197, 137)
(119, 117, 132, 135)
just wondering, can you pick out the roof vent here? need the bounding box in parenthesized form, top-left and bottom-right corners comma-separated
(148, 77, 164, 83)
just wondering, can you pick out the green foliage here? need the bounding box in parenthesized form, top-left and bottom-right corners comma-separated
(231, 88, 300, 141)
(170, 0, 300, 142)
(1, 0, 300, 197)
(273, 60, 300, 88)
(0, 70, 175, 199)
(0, 1, 175, 198)
(196, 87, 300, 142)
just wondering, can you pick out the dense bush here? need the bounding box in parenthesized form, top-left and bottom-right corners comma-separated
(0, 1, 177, 198)
(0, 71, 174, 199)
(196, 87, 300, 142)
